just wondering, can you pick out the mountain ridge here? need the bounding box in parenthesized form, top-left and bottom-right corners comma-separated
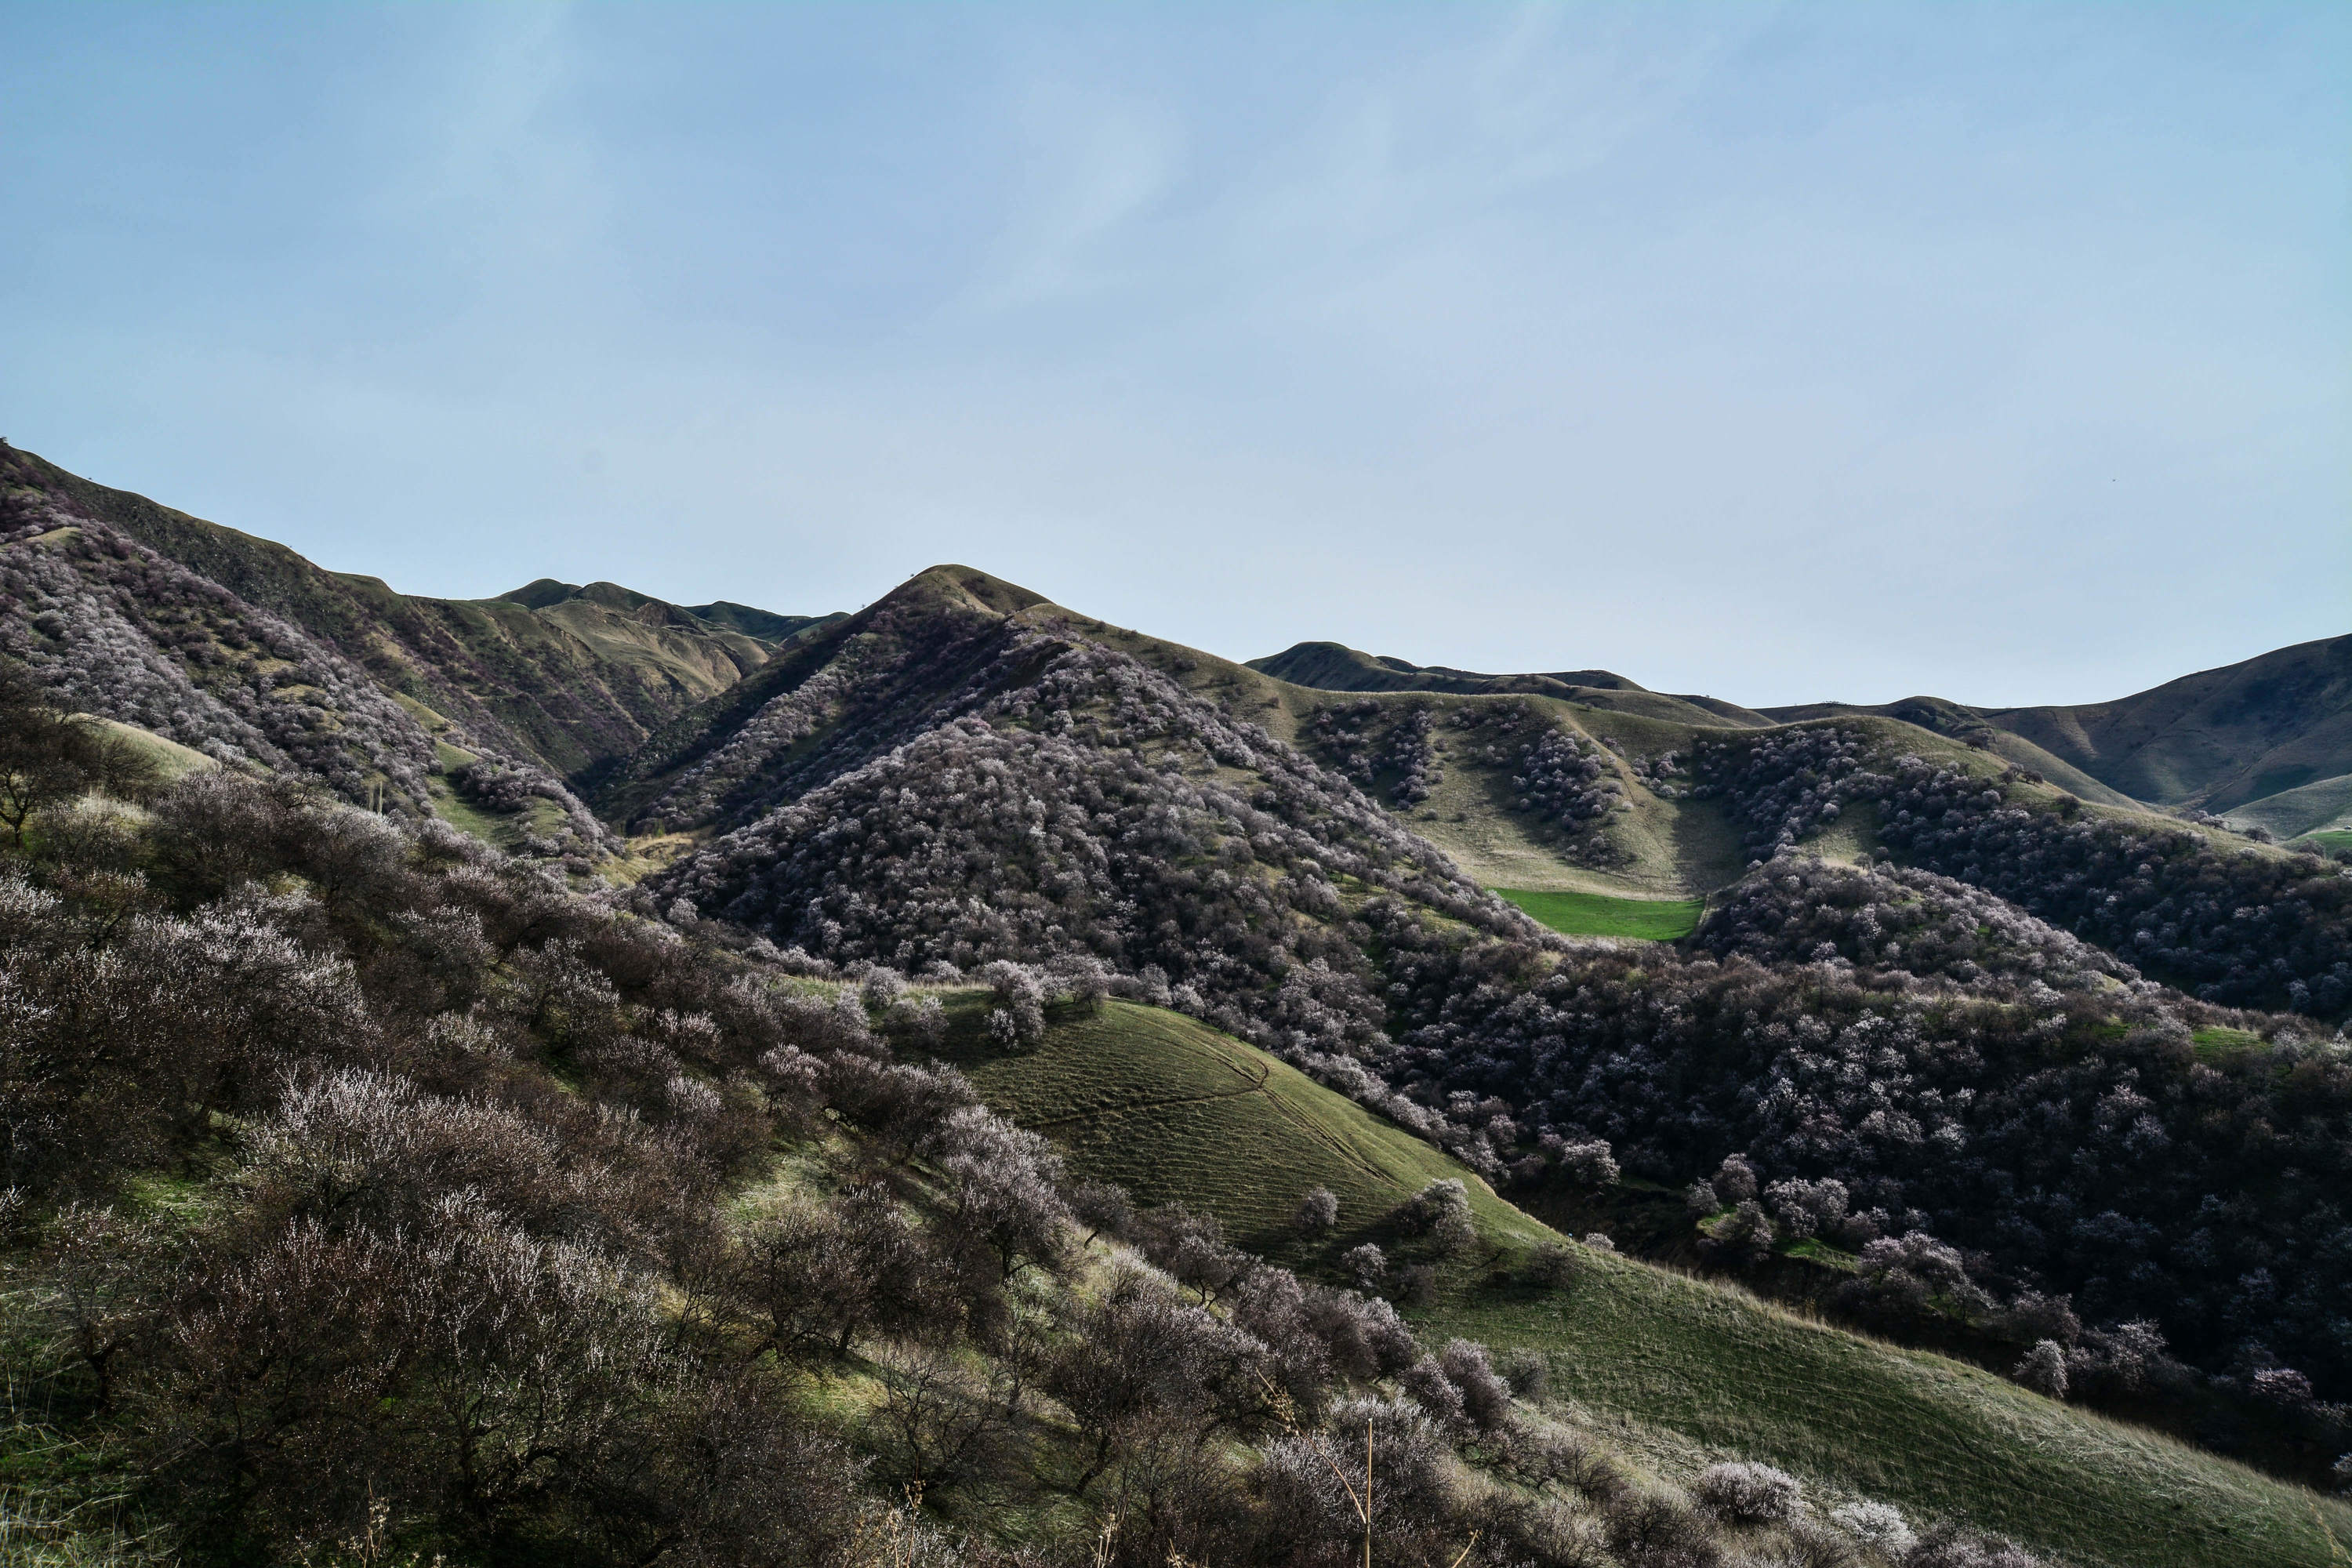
(2, 443, 838, 779)
(1258, 632, 2352, 838)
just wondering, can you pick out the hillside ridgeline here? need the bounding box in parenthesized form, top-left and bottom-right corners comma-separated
(5, 444, 833, 781)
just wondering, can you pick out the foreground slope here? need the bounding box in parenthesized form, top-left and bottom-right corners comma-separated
(21, 757, 1858, 1567)
(956, 1000, 2352, 1568)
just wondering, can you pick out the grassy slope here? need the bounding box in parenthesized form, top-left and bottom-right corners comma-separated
(963, 1000, 2352, 1568)
(959, 1000, 1547, 1254)
(1491, 887, 1707, 941)
(78, 716, 218, 782)
(2231, 771, 2352, 841)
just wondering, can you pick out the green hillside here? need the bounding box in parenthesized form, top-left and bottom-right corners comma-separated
(956, 999, 1547, 1254)
(962, 1000, 2352, 1568)
(2234, 772, 2352, 842)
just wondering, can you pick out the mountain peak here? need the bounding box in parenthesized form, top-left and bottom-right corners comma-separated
(897, 564, 1058, 620)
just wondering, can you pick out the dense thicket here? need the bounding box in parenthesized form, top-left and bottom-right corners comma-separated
(615, 577, 1044, 833)
(1693, 859, 2140, 996)
(1367, 901, 2352, 1408)
(1694, 726, 2352, 1015)
(3, 759, 2002, 1567)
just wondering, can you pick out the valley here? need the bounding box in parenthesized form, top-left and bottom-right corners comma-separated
(3, 438, 2349, 1568)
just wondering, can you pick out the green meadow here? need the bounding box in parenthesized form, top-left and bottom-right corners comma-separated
(1492, 887, 1708, 941)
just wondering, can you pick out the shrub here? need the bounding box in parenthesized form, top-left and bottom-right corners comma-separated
(1500, 1346, 1550, 1400)
(1293, 1185, 1339, 1236)
(1828, 1499, 1915, 1555)
(2013, 1341, 2068, 1400)
(1693, 1460, 1802, 1524)
(1522, 1240, 1577, 1290)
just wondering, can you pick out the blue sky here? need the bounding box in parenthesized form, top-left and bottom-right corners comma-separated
(3, 3, 2343, 707)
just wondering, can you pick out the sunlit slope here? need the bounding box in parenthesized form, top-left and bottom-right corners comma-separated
(969, 1000, 2352, 1568)
(960, 1000, 1545, 1252)
(1491, 887, 1706, 940)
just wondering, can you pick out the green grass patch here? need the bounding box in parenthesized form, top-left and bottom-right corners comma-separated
(1782, 1236, 1862, 1272)
(967, 1000, 2352, 1568)
(2296, 829, 2352, 853)
(1491, 887, 1705, 941)
(2192, 1027, 2264, 1062)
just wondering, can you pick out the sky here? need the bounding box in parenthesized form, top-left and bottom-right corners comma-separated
(2, 3, 2344, 710)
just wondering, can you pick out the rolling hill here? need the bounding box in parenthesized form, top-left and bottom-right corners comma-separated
(1260, 632, 2352, 842)
(950, 996, 2352, 1568)
(6, 438, 2351, 1566)
(1247, 638, 1777, 728)
(1763, 640, 2352, 838)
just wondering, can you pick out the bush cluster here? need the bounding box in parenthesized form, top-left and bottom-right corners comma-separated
(1363, 902, 2352, 1405)
(1694, 724, 2352, 1015)
(1693, 857, 2141, 996)
(1513, 728, 1624, 830)
(1304, 699, 1443, 806)
(2, 764, 1944, 1567)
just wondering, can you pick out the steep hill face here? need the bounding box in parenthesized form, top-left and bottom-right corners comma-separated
(0, 441, 624, 858)
(5, 444, 828, 779)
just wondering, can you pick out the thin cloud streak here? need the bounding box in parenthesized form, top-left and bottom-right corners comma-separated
(0, 3, 2342, 710)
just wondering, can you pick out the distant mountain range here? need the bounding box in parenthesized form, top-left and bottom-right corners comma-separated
(1251, 636, 2352, 840)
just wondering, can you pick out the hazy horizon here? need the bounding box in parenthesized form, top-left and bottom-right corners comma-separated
(5, 2, 2344, 709)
